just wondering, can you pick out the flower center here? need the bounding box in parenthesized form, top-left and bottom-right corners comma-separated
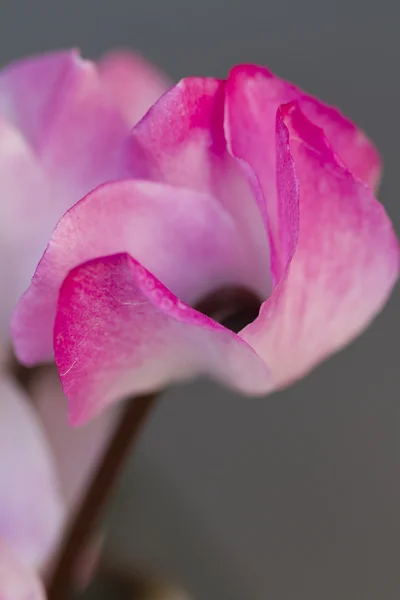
(195, 286, 262, 333)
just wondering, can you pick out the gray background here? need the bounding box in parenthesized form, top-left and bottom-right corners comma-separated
(1, 1, 399, 598)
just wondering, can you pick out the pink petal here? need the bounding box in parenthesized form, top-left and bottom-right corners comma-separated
(0, 49, 128, 196)
(0, 541, 45, 600)
(55, 253, 272, 426)
(225, 67, 299, 285)
(298, 96, 381, 190)
(0, 50, 76, 148)
(0, 376, 64, 568)
(0, 116, 48, 343)
(240, 103, 399, 387)
(13, 179, 262, 365)
(31, 368, 118, 510)
(97, 50, 170, 126)
(127, 77, 270, 290)
(127, 76, 227, 187)
(227, 64, 381, 191)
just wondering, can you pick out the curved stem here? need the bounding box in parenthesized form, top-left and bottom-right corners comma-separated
(47, 393, 158, 599)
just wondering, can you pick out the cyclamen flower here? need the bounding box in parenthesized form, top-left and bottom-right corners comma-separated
(13, 65, 399, 426)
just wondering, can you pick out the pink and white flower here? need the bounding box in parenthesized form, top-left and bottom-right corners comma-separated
(12, 65, 399, 426)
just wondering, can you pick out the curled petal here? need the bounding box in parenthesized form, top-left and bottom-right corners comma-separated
(55, 253, 272, 426)
(98, 50, 170, 126)
(225, 68, 299, 284)
(227, 64, 381, 190)
(240, 103, 399, 386)
(128, 78, 271, 290)
(13, 180, 260, 365)
(298, 97, 381, 190)
(0, 541, 45, 600)
(127, 76, 227, 188)
(0, 376, 64, 568)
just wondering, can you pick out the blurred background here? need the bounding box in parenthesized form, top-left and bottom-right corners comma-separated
(1, 1, 399, 598)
